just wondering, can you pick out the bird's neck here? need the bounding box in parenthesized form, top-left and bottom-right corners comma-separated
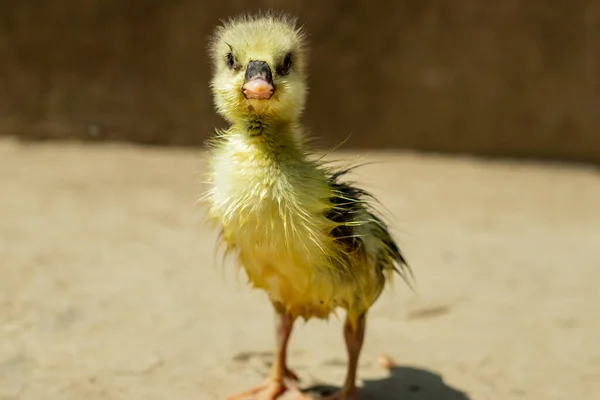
(230, 115, 306, 162)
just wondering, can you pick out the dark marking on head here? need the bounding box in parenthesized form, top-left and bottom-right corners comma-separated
(224, 43, 240, 71)
(226, 53, 236, 69)
(277, 52, 293, 76)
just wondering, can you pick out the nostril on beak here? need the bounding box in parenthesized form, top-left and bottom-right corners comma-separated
(245, 61, 273, 84)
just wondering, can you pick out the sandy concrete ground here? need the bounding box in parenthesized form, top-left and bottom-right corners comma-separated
(0, 137, 599, 400)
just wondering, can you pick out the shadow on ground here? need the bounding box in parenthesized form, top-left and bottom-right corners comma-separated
(305, 366, 469, 400)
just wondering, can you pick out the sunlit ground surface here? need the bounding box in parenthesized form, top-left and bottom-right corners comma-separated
(1, 137, 599, 400)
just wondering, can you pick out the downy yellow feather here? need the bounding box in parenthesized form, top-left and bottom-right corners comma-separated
(201, 11, 411, 325)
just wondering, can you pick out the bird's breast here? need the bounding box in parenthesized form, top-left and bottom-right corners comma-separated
(205, 143, 382, 319)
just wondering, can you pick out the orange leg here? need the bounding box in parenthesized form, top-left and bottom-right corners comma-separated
(322, 313, 366, 400)
(226, 311, 310, 400)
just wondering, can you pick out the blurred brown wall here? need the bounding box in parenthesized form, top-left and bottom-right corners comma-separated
(1, 0, 599, 163)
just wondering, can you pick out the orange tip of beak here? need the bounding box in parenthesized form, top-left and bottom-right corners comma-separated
(242, 78, 274, 99)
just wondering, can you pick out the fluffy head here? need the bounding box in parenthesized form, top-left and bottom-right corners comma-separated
(208, 12, 308, 124)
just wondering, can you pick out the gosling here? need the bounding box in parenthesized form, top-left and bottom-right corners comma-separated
(201, 12, 412, 400)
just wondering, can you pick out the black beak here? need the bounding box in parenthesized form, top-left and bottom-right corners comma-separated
(244, 60, 274, 85)
(242, 60, 275, 100)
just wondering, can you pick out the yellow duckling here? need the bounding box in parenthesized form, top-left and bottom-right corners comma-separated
(201, 11, 413, 400)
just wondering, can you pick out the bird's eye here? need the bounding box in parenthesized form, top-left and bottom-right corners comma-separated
(277, 53, 293, 76)
(226, 53, 236, 69)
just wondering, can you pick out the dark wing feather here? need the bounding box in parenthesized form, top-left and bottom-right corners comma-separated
(324, 168, 414, 287)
